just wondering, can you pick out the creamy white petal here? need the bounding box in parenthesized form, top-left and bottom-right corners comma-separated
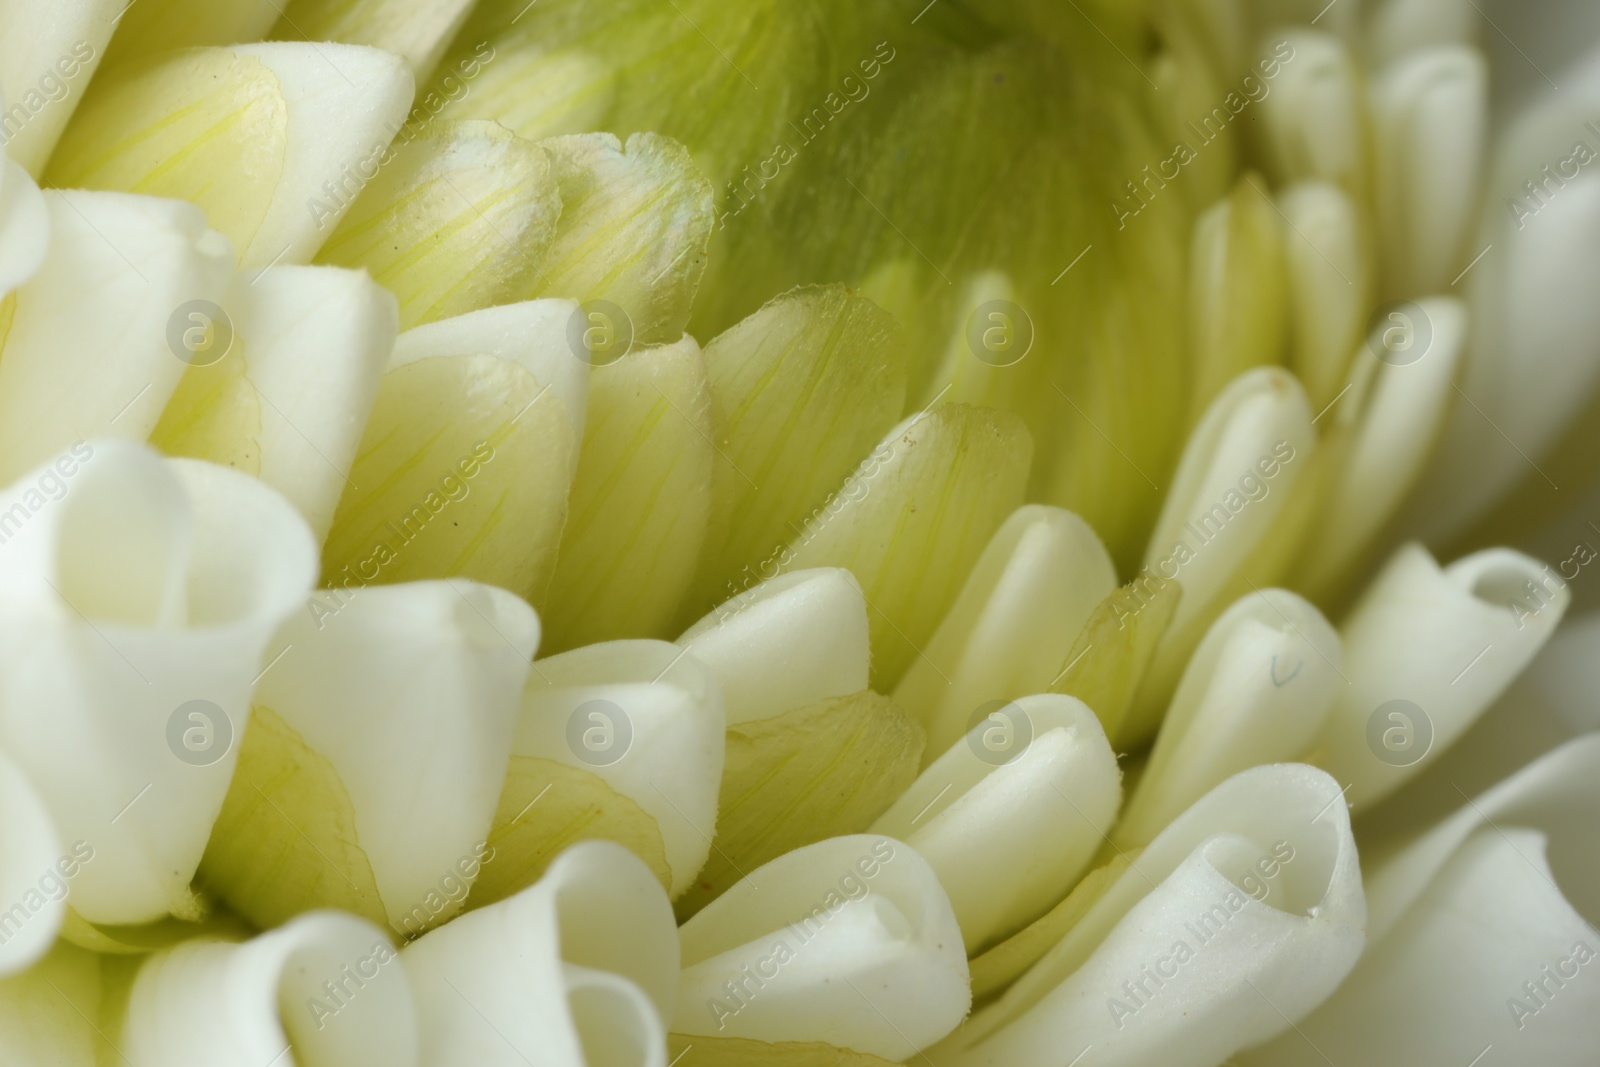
(677, 568, 868, 726)
(122, 911, 416, 1067)
(229, 42, 414, 267)
(0, 750, 64, 976)
(1137, 367, 1316, 733)
(227, 266, 396, 541)
(1297, 295, 1466, 593)
(1248, 0, 1360, 41)
(0, 0, 118, 174)
(1247, 734, 1600, 1065)
(1523, 612, 1600, 735)
(936, 764, 1364, 1067)
(1279, 181, 1371, 409)
(675, 835, 970, 1060)
(0, 161, 49, 296)
(1116, 589, 1342, 848)
(0, 442, 317, 924)
(1256, 30, 1369, 194)
(1315, 543, 1568, 808)
(105, 0, 281, 61)
(252, 579, 538, 931)
(517, 640, 724, 897)
(1370, 46, 1487, 296)
(1366, 0, 1478, 68)
(896, 506, 1117, 762)
(873, 694, 1121, 953)
(404, 840, 677, 1067)
(0, 191, 233, 485)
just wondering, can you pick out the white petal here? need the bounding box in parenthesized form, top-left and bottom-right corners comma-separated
(0, 0, 118, 174)
(122, 911, 417, 1067)
(389, 297, 589, 459)
(1115, 588, 1342, 848)
(229, 265, 398, 541)
(1366, 0, 1478, 68)
(1255, 30, 1369, 194)
(404, 840, 677, 1067)
(1145, 367, 1318, 643)
(1522, 612, 1600, 735)
(0, 750, 64, 976)
(517, 640, 724, 897)
(0, 442, 316, 923)
(674, 835, 970, 1060)
(1279, 180, 1371, 409)
(937, 764, 1364, 1067)
(228, 42, 414, 267)
(257, 579, 538, 930)
(677, 568, 868, 726)
(0, 191, 234, 484)
(1315, 543, 1568, 808)
(1370, 46, 1487, 296)
(1249, 734, 1600, 1065)
(895, 505, 1117, 761)
(1296, 296, 1466, 593)
(872, 694, 1121, 953)
(0, 161, 49, 295)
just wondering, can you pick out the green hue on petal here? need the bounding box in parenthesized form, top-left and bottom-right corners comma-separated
(1051, 576, 1184, 748)
(316, 120, 560, 330)
(57, 909, 254, 956)
(674, 689, 923, 921)
(967, 852, 1133, 1004)
(530, 132, 713, 344)
(468, 755, 673, 908)
(199, 705, 387, 930)
(320, 345, 574, 607)
(783, 404, 1032, 689)
(432, 43, 615, 144)
(149, 346, 265, 475)
(544, 338, 714, 652)
(1187, 175, 1289, 423)
(272, 0, 475, 79)
(99, 0, 281, 71)
(45, 48, 287, 257)
(685, 285, 906, 620)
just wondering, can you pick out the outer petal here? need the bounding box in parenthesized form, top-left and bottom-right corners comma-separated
(0, 750, 65, 976)
(0, 442, 317, 924)
(404, 840, 677, 1067)
(0, 0, 119, 174)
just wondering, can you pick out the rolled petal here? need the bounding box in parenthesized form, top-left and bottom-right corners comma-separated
(1296, 295, 1466, 595)
(405, 840, 678, 1067)
(514, 640, 725, 898)
(1115, 588, 1342, 848)
(320, 299, 586, 607)
(934, 764, 1365, 1067)
(0, 191, 233, 485)
(873, 694, 1121, 953)
(895, 506, 1116, 762)
(201, 579, 538, 933)
(0, 0, 118, 175)
(1314, 543, 1568, 807)
(1186, 175, 1289, 422)
(152, 265, 398, 543)
(543, 336, 714, 651)
(678, 568, 869, 727)
(48, 42, 414, 267)
(783, 404, 1033, 689)
(1279, 180, 1372, 411)
(0, 750, 64, 976)
(1369, 46, 1487, 297)
(315, 119, 561, 330)
(685, 286, 907, 619)
(0, 442, 316, 926)
(272, 0, 477, 80)
(531, 132, 714, 345)
(121, 911, 417, 1067)
(1255, 30, 1369, 196)
(674, 835, 970, 1061)
(1248, 735, 1600, 1066)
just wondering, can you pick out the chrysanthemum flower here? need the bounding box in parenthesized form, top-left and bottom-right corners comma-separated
(0, 0, 1595, 1065)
